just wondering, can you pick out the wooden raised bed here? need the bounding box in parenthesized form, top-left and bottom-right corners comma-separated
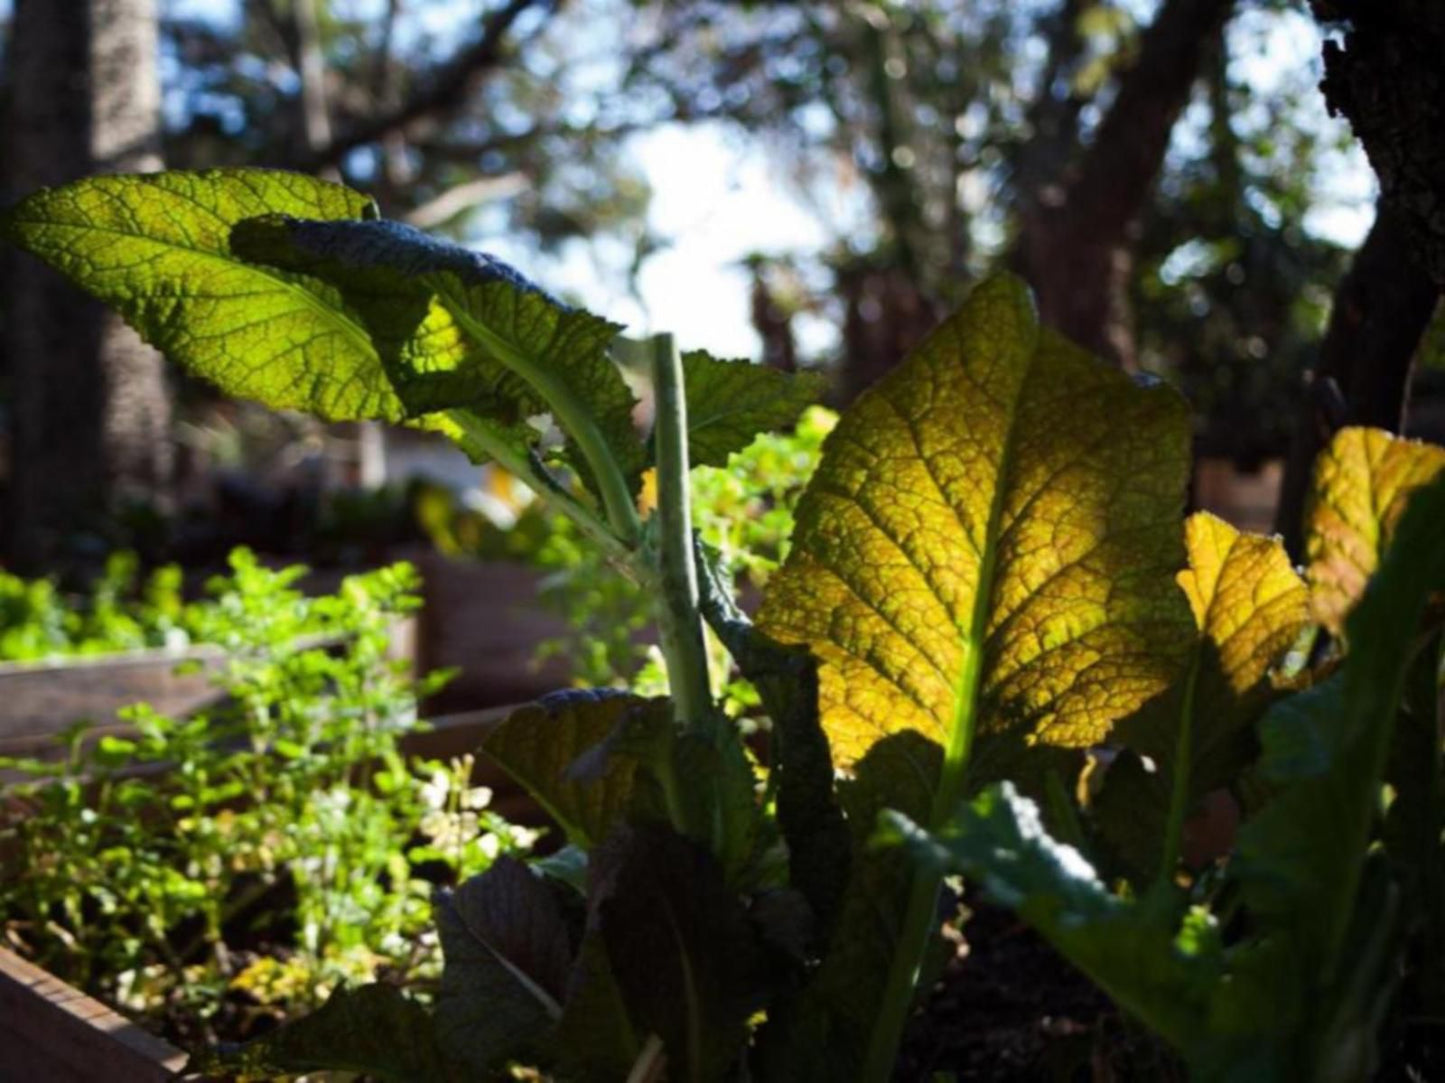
(0, 647, 228, 757)
(0, 946, 189, 1082)
(0, 704, 546, 1082)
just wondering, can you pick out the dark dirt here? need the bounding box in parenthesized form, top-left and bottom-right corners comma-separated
(893, 891, 1181, 1082)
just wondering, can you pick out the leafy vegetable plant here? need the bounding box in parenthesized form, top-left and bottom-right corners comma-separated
(0, 551, 534, 1044)
(5, 168, 1444, 1080)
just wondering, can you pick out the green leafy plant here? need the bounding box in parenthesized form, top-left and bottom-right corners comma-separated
(0, 551, 533, 1044)
(5, 168, 1444, 1080)
(420, 405, 834, 705)
(0, 551, 192, 661)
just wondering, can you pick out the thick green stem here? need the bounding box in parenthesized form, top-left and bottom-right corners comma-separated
(863, 513, 997, 1080)
(649, 332, 714, 738)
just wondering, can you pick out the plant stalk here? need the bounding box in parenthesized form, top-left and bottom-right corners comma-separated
(1159, 652, 1202, 879)
(443, 409, 633, 566)
(649, 331, 714, 739)
(863, 637, 986, 1081)
(443, 296, 643, 547)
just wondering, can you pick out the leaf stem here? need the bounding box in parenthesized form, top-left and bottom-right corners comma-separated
(441, 289, 643, 546)
(649, 331, 715, 738)
(1159, 651, 1202, 879)
(443, 409, 634, 567)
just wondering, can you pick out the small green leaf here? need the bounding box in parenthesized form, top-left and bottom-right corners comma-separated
(1, 169, 395, 420)
(435, 857, 572, 1075)
(483, 691, 671, 849)
(680, 350, 826, 467)
(187, 982, 451, 1082)
(878, 782, 1220, 1054)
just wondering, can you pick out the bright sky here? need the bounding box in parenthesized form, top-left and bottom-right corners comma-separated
(3, 0, 1375, 365)
(476, 5, 1375, 363)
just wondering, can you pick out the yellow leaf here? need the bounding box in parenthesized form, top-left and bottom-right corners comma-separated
(1104, 514, 1310, 877)
(1305, 427, 1445, 635)
(756, 275, 1194, 809)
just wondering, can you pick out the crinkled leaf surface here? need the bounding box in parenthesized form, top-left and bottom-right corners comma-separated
(188, 982, 452, 1082)
(434, 856, 572, 1075)
(483, 690, 671, 849)
(1304, 426, 1445, 634)
(229, 214, 542, 420)
(1105, 514, 1309, 877)
(757, 275, 1193, 791)
(231, 215, 645, 498)
(0, 169, 404, 420)
(680, 350, 826, 467)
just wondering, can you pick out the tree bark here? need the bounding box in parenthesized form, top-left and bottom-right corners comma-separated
(1273, 204, 1439, 556)
(1014, 0, 1235, 368)
(2, 0, 171, 571)
(1311, 0, 1445, 290)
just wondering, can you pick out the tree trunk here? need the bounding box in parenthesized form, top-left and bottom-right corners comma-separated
(1014, 0, 1235, 368)
(1273, 204, 1439, 556)
(2, 0, 170, 571)
(1311, 0, 1445, 290)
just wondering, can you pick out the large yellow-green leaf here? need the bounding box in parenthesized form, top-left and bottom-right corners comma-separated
(756, 275, 1193, 801)
(1305, 426, 1445, 635)
(0, 169, 397, 420)
(1104, 513, 1310, 878)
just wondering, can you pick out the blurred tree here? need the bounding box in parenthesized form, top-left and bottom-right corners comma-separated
(1014, 0, 1236, 369)
(619, 0, 1355, 439)
(1, 0, 172, 572)
(157, 0, 651, 244)
(1272, 0, 1445, 552)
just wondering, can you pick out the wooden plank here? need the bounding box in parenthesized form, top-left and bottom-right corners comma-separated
(0, 947, 188, 1082)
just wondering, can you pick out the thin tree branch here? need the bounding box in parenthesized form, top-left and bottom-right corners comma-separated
(297, 0, 553, 171)
(401, 172, 528, 229)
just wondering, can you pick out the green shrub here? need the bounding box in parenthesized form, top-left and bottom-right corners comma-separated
(0, 551, 534, 1041)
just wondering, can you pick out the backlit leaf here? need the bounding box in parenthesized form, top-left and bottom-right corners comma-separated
(680, 350, 827, 467)
(231, 215, 645, 499)
(0, 169, 396, 420)
(1304, 426, 1445, 635)
(757, 274, 1193, 792)
(483, 690, 671, 849)
(1105, 514, 1310, 877)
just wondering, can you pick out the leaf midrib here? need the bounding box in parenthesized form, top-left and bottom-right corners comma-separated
(933, 355, 1030, 825)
